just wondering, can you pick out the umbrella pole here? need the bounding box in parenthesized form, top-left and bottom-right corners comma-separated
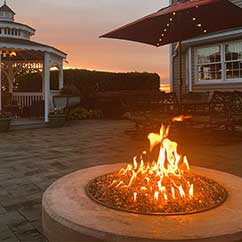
(179, 40, 183, 105)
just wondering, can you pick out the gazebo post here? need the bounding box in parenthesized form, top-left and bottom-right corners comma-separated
(0, 50, 2, 112)
(44, 52, 51, 123)
(59, 62, 64, 90)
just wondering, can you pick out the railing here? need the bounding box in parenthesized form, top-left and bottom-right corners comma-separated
(12, 92, 43, 108)
(12, 91, 61, 109)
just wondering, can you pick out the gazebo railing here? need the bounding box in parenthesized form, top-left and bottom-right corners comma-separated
(12, 91, 60, 109)
(12, 92, 43, 108)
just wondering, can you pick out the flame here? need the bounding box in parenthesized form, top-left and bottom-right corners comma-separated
(172, 115, 192, 122)
(111, 123, 194, 203)
(133, 192, 137, 202)
(189, 184, 194, 198)
(154, 191, 159, 200)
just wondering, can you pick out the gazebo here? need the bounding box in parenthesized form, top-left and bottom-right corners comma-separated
(0, 1, 67, 122)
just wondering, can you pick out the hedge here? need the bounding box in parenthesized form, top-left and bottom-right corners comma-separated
(14, 69, 160, 93)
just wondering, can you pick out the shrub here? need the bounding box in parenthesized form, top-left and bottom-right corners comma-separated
(68, 107, 103, 120)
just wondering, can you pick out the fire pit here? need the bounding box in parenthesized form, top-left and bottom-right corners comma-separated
(42, 119, 242, 242)
(87, 124, 227, 216)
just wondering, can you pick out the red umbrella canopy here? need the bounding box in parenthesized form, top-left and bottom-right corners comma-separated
(101, 0, 242, 46)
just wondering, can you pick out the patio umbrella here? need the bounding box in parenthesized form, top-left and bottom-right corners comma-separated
(100, 0, 242, 98)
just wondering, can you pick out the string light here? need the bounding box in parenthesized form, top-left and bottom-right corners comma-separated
(191, 15, 207, 34)
(2, 50, 17, 58)
(10, 51, 16, 57)
(173, 12, 176, 15)
(170, 18, 173, 21)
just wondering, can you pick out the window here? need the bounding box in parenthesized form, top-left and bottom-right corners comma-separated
(195, 40, 242, 83)
(225, 41, 242, 79)
(196, 45, 222, 81)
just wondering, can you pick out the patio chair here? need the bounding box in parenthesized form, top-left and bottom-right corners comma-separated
(186, 91, 231, 128)
(229, 91, 242, 135)
(124, 92, 179, 135)
(209, 91, 232, 128)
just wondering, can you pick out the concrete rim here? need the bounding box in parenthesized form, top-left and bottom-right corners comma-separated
(42, 164, 242, 242)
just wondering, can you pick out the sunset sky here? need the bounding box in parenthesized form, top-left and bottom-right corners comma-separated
(7, 0, 170, 82)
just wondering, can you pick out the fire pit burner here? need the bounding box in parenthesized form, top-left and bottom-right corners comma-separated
(87, 120, 227, 215)
(86, 172, 227, 215)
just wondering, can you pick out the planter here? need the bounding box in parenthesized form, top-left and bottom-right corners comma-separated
(0, 118, 11, 132)
(48, 114, 66, 128)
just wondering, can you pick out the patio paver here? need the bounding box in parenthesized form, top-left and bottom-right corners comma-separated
(0, 120, 242, 242)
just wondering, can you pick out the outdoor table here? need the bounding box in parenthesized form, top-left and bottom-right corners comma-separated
(181, 101, 210, 115)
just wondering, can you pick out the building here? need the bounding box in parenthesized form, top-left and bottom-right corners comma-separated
(170, 0, 242, 95)
(0, 1, 67, 122)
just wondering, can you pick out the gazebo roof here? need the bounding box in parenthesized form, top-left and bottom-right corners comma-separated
(0, 3, 15, 15)
(0, 2, 67, 60)
(0, 20, 35, 31)
(0, 37, 67, 59)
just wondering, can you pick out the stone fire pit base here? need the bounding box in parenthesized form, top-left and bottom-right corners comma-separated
(42, 164, 242, 242)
